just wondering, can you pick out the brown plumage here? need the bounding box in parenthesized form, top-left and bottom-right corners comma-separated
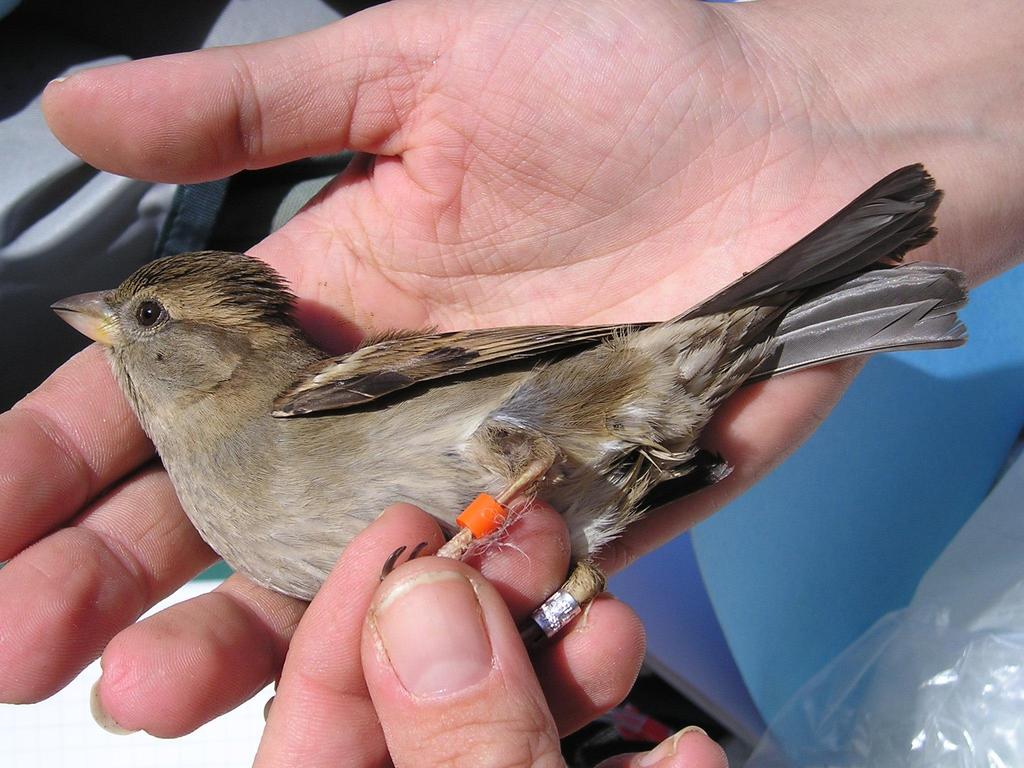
(53, 165, 967, 602)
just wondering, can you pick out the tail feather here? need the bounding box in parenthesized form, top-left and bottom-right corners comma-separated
(685, 164, 941, 318)
(672, 163, 966, 379)
(624, 165, 965, 514)
(749, 262, 967, 380)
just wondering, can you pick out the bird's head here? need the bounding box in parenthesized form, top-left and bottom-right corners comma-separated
(53, 251, 309, 425)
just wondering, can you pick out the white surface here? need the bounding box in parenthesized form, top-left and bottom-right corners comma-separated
(3, 581, 269, 767)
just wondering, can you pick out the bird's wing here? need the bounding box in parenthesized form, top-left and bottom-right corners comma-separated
(273, 325, 638, 416)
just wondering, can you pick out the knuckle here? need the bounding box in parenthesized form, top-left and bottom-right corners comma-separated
(37, 528, 139, 620)
(404, 706, 563, 768)
(224, 50, 266, 165)
(4, 402, 93, 501)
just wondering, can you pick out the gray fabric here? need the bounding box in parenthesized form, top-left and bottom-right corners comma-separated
(0, 35, 167, 406)
(155, 180, 232, 257)
(0, 0, 346, 408)
(208, 153, 352, 253)
(272, 175, 335, 232)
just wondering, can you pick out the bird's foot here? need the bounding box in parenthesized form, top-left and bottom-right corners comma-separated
(379, 541, 430, 581)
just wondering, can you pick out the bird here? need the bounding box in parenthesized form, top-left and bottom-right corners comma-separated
(53, 164, 967, 638)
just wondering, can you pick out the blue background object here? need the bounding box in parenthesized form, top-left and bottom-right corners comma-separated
(611, 532, 765, 742)
(691, 264, 1024, 726)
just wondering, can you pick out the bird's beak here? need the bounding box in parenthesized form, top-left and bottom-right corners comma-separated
(52, 291, 120, 346)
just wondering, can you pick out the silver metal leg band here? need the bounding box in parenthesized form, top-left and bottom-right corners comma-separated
(530, 589, 582, 638)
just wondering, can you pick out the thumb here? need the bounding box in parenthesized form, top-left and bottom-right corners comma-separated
(40, 2, 447, 183)
(362, 556, 564, 767)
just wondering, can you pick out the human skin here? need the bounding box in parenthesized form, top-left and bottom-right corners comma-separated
(253, 504, 728, 768)
(0, 0, 1020, 750)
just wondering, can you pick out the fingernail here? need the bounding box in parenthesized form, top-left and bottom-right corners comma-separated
(638, 726, 708, 766)
(89, 678, 137, 735)
(372, 570, 492, 698)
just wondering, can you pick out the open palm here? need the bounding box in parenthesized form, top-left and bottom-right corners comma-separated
(2, 0, 1019, 751)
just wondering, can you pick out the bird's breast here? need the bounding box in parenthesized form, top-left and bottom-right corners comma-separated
(159, 376, 517, 599)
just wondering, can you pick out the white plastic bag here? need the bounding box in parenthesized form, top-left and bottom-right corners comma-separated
(748, 448, 1024, 767)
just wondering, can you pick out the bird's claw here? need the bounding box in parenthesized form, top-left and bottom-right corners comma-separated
(408, 541, 430, 560)
(380, 545, 407, 581)
(380, 541, 430, 581)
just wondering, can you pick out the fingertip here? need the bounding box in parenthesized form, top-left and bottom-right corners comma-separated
(674, 727, 729, 768)
(635, 726, 728, 768)
(256, 504, 442, 768)
(37, 10, 442, 183)
(89, 676, 137, 736)
(254, 509, 465, 767)
(41, 66, 126, 170)
(368, 564, 495, 699)
(93, 637, 147, 735)
(94, 581, 303, 738)
(327, 503, 446, 590)
(376, 502, 447, 539)
(40, 73, 70, 134)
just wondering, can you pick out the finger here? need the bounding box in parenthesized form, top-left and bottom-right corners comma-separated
(0, 465, 215, 704)
(533, 595, 646, 736)
(92, 574, 305, 737)
(362, 556, 563, 768)
(596, 726, 728, 768)
(465, 500, 572, 620)
(0, 345, 153, 561)
(464, 503, 645, 734)
(41, 4, 448, 183)
(255, 504, 445, 768)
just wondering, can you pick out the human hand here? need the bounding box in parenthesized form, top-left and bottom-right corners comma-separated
(3, 0, 1021, 735)
(253, 504, 724, 768)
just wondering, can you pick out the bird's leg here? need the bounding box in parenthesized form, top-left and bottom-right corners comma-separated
(385, 427, 554, 578)
(435, 421, 611, 643)
(520, 559, 607, 646)
(383, 421, 555, 577)
(436, 455, 553, 559)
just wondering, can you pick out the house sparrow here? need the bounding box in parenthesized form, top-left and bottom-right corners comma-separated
(53, 165, 966, 637)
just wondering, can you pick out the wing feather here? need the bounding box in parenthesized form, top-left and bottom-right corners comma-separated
(273, 324, 638, 416)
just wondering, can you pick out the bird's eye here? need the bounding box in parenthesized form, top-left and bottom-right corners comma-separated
(135, 300, 165, 327)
